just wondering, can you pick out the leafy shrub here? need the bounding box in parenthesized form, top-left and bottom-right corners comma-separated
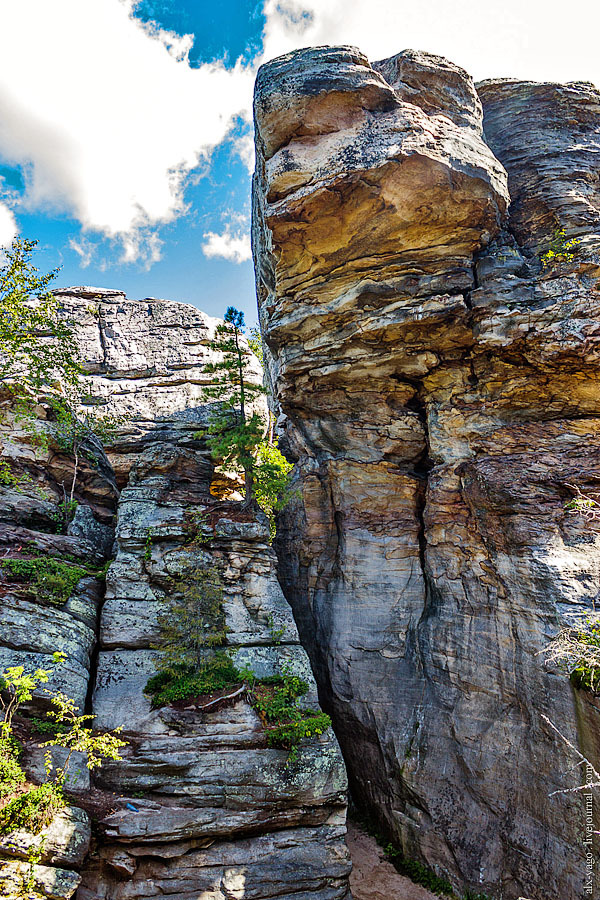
(0, 655, 126, 837)
(49, 499, 78, 534)
(251, 673, 309, 722)
(0, 781, 64, 836)
(253, 440, 295, 539)
(1, 556, 88, 605)
(546, 618, 600, 694)
(266, 711, 331, 753)
(541, 228, 579, 269)
(0, 737, 25, 798)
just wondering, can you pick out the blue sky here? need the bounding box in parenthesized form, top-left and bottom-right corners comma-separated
(0, 0, 598, 326)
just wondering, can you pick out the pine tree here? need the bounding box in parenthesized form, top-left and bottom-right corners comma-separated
(202, 307, 266, 505)
(153, 565, 226, 673)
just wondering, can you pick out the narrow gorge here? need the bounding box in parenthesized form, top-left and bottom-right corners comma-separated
(0, 42, 599, 900)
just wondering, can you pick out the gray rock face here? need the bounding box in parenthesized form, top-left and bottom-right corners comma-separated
(252, 46, 600, 900)
(478, 79, 600, 255)
(81, 415, 349, 897)
(50, 291, 264, 482)
(0, 290, 350, 899)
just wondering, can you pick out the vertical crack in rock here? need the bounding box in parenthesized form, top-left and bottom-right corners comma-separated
(253, 45, 600, 900)
(96, 304, 109, 373)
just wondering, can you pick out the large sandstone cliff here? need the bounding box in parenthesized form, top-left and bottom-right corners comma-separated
(252, 46, 600, 900)
(0, 290, 350, 899)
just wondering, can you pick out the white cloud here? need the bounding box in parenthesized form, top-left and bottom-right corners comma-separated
(0, 201, 17, 248)
(68, 237, 94, 268)
(233, 131, 256, 174)
(1, 0, 598, 271)
(260, 0, 600, 87)
(202, 215, 252, 264)
(0, 0, 254, 263)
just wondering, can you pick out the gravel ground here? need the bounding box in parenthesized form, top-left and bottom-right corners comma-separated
(347, 822, 439, 900)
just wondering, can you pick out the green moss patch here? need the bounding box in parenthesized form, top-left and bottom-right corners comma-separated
(145, 655, 331, 757)
(1, 556, 89, 605)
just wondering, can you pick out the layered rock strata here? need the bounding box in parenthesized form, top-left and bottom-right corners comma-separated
(252, 46, 600, 900)
(0, 293, 350, 899)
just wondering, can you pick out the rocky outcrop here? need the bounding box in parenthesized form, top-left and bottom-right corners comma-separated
(253, 46, 600, 899)
(0, 293, 350, 899)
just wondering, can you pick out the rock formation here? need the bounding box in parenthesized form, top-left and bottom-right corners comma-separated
(252, 46, 600, 900)
(0, 291, 350, 899)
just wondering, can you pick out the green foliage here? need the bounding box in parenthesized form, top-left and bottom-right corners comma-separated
(0, 458, 32, 493)
(247, 327, 264, 367)
(0, 236, 123, 531)
(48, 389, 122, 509)
(183, 509, 212, 546)
(0, 655, 126, 838)
(254, 440, 295, 538)
(250, 672, 309, 722)
(0, 737, 25, 799)
(41, 690, 127, 772)
(49, 499, 78, 535)
(565, 492, 598, 513)
(201, 307, 266, 505)
(0, 781, 64, 836)
(146, 654, 330, 759)
(351, 811, 491, 899)
(0, 658, 60, 741)
(541, 228, 579, 270)
(1, 556, 88, 605)
(30, 716, 68, 736)
(384, 845, 455, 897)
(152, 564, 226, 672)
(267, 614, 286, 645)
(145, 653, 240, 707)
(265, 711, 331, 757)
(200, 309, 294, 535)
(0, 238, 80, 399)
(569, 621, 600, 692)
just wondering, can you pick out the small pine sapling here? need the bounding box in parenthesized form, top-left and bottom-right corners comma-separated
(152, 564, 227, 673)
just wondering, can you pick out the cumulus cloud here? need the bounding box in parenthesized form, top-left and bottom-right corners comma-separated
(68, 237, 95, 268)
(1, 0, 598, 270)
(260, 0, 600, 86)
(202, 214, 252, 264)
(0, 201, 17, 248)
(0, 0, 254, 263)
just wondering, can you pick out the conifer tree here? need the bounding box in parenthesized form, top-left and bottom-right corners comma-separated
(202, 307, 266, 505)
(152, 564, 225, 672)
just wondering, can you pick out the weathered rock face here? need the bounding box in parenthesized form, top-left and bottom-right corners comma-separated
(253, 47, 600, 900)
(0, 292, 350, 899)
